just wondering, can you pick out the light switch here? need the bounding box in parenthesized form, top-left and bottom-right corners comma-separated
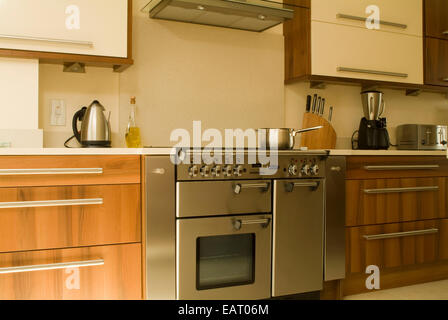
(50, 100, 66, 126)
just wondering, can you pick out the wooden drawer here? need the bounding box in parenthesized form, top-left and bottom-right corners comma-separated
(346, 178, 446, 226)
(0, 243, 141, 300)
(425, 0, 448, 40)
(311, 22, 423, 84)
(0, 184, 141, 253)
(312, 0, 422, 37)
(0, 155, 140, 187)
(346, 156, 448, 179)
(347, 219, 448, 274)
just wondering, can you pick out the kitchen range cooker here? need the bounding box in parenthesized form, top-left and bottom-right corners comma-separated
(145, 149, 345, 300)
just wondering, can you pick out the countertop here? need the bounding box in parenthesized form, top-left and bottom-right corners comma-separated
(0, 148, 446, 157)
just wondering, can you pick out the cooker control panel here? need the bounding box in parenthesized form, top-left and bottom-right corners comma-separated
(178, 153, 326, 181)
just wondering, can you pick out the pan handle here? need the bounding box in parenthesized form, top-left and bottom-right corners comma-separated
(291, 126, 323, 136)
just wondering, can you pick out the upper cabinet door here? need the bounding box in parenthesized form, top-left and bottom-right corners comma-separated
(425, 0, 448, 40)
(312, 0, 423, 37)
(0, 0, 128, 58)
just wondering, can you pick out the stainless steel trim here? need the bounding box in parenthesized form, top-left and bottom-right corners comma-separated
(0, 34, 93, 46)
(233, 218, 271, 230)
(337, 67, 408, 78)
(364, 165, 440, 171)
(336, 13, 407, 29)
(364, 186, 439, 194)
(363, 228, 439, 241)
(0, 259, 104, 275)
(146, 157, 176, 300)
(233, 183, 270, 194)
(0, 168, 103, 175)
(0, 198, 103, 209)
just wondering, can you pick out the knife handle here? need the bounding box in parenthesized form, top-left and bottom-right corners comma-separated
(306, 95, 312, 112)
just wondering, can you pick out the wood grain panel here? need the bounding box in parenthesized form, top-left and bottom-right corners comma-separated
(0, 243, 141, 300)
(0, 155, 140, 187)
(425, 37, 448, 87)
(425, 0, 448, 40)
(346, 156, 448, 180)
(284, 5, 310, 82)
(346, 178, 446, 226)
(346, 219, 448, 275)
(0, 184, 141, 253)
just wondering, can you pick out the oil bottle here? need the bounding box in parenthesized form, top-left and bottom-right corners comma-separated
(125, 97, 142, 148)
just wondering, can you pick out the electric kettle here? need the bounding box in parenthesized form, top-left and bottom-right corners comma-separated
(72, 100, 112, 148)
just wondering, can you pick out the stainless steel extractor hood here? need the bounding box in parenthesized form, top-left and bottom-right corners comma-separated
(141, 0, 294, 32)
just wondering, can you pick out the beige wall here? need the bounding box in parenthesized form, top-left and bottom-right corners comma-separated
(39, 64, 120, 147)
(285, 82, 448, 148)
(118, 0, 285, 147)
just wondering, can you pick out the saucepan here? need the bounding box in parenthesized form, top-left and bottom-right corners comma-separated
(258, 126, 323, 150)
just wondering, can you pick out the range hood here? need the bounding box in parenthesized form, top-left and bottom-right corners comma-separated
(141, 0, 294, 32)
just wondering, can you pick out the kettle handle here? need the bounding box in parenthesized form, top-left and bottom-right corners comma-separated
(72, 107, 87, 143)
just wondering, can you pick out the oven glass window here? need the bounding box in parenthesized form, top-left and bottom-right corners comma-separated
(197, 233, 255, 290)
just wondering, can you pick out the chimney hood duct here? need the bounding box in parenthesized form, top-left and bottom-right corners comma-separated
(141, 0, 294, 32)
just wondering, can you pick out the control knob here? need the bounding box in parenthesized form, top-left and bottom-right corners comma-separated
(223, 165, 233, 177)
(234, 165, 244, 177)
(311, 164, 320, 176)
(211, 165, 222, 177)
(288, 164, 298, 176)
(200, 165, 211, 177)
(188, 165, 199, 177)
(301, 164, 311, 176)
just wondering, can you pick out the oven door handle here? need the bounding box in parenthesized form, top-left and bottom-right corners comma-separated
(233, 218, 271, 231)
(233, 182, 270, 195)
(286, 181, 320, 192)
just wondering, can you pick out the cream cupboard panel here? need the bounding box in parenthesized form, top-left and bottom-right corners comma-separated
(311, 0, 422, 37)
(0, 0, 128, 58)
(311, 22, 423, 84)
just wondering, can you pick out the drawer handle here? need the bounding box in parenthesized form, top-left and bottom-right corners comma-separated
(233, 218, 271, 231)
(0, 168, 103, 175)
(337, 67, 408, 78)
(336, 13, 407, 29)
(363, 228, 439, 241)
(364, 165, 440, 171)
(285, 181, 320, 192)
(233, 183, 270, 195)
(364, 186, 439, 194)
(0, 259, 104, 275)
(0, 198, 103, 209)
(442, 31, 448, 35)
(0, 34, 93, 47)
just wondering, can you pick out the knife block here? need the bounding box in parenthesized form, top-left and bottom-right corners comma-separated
(300, 113, 337, 150)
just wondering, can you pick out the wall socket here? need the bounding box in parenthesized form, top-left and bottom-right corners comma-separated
(50, 99, 66, 126)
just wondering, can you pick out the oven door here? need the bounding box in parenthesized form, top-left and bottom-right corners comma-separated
(176, 214, 272, 300)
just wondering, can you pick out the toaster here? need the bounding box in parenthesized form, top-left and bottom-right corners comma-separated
(397, 124, 448, 151)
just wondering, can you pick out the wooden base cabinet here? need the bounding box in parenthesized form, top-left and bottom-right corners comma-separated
(0, 244, 142, 300)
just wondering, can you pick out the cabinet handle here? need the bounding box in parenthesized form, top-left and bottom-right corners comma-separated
(363, 228, 439, 241)
(0, 198, 103, 209)
(336, 13, 407, 29)
(337, 67, 408, 78)
(442, 31, 448, 35)
(233, 183, 270, 194)
(0, 34, 93, 47)
(233, 218, 271, 230)
(364, 186, 439, 194)
(0, 168, 103, 175)
(0, 259, 104, 275)
(364, 165, 440, 171)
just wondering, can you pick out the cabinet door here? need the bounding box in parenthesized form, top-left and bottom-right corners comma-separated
(311, 21, 423, 84)
(346, 178, 446, 227)
(425, 0, 448, 40)
(312, 0, 422, 37)
(425, 37, 448, 86)
(0, 244, 142, 300)
(0, 0, 128, 58)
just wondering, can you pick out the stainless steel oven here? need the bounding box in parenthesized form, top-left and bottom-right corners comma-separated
(176, 179, 272, 300)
